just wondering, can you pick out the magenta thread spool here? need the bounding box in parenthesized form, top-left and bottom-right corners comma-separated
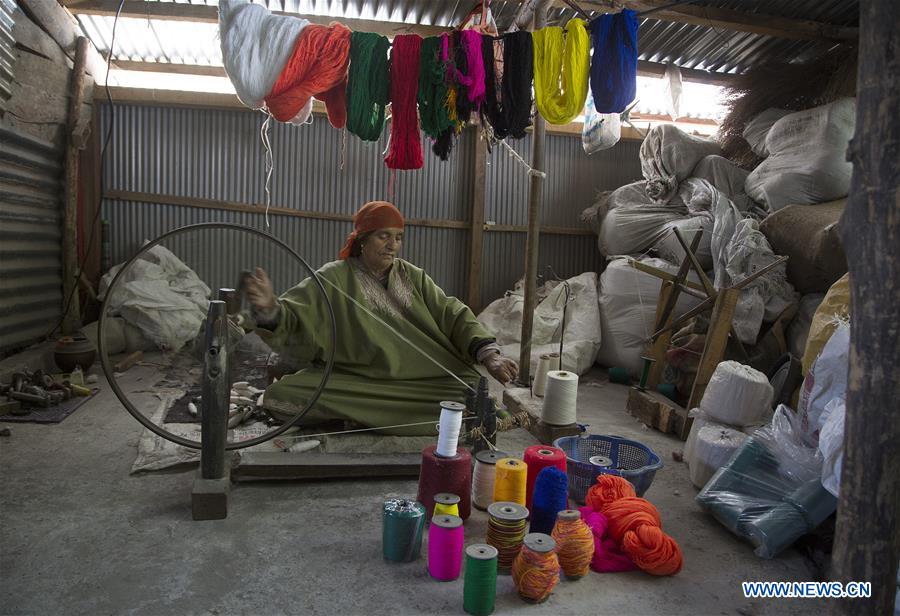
(427, 514, 465, 581)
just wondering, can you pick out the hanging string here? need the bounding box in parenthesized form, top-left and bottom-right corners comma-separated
(497, 138, 547, 179)
(532, 19, 590, 125)
(259, 110, 274, 228)
(346, 31, 390, 141)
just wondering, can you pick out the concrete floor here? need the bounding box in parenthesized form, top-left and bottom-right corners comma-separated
(1, 356, 827, 615)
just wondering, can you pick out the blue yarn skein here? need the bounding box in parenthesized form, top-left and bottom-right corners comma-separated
(529, 466, 569, 535)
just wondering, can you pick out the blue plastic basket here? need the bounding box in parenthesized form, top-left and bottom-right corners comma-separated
(553, 435, 663, 503)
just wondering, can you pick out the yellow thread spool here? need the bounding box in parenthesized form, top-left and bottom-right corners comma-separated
(492, 458, 528, 506)
(433, 493, 461, 518)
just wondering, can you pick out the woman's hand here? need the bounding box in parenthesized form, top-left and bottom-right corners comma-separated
(244, 267, 277, 312)
(484, 353, 519, 386)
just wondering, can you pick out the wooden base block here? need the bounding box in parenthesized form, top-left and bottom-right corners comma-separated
(191, 474, 230, 521)
(531, 420, 582, 445)
(626, 388, 690, 440)
(231, 452, 421, 482)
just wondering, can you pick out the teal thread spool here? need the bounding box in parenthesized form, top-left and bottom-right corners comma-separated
(607, 367, 631, 385)
(382, 498, 426, 562)
(656, 383, 677, 401)
(463, 544, 498, 616)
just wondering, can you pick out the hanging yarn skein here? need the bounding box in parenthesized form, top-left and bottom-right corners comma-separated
(529, 466, 569, 536)
(433, 492, 461, 518)
(417, 444, 473, 519)
(493, 458, 528, 506)
(385, 34, 424, 170)
(532, 19, 590, 125)
(551, 510, 594, 579)
(473, 449, 509, 510)
(486, 501, 529, 571)
(382, 498, 426, 562)
(265, 22, 352, 127)
(345, 31, 390, 141)
(541, 371, 578, 426)
(428, 514, 465, 581)
(418, 36, 453, 139)
(523, 445, 567, 511)
(589, 9, 639, 114)
(480, 31, 534, 140)
(512, 533, 560, 603)
(436, 401, 465, 457)
(463, 544, 499, 616)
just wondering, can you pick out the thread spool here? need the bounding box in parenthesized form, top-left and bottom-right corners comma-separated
(511, 533, 560, 603)
(541, 371, 578, 426)
(463, 544, 498, 616)
(493, 458, 528, 506)
(472, 450, 509, 511)
(656, 383, 677, 401)
(382, 498, 426, 562)
(523, 445, 568, 511)
(486, 501, 529, 572)
(417, 444, 473, 519)
(547, 352, 561, 371)
(436, 400, 465, 457)
(529, 467, 569, 536)
(551, 510, 593, 579)
(434, 493, 461, 518)
(428, 514, 465, 581)
(608, 366, 631, 385)
(533, 354, 552, 397)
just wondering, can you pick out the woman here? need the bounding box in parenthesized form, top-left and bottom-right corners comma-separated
(245, 200, 518, 435)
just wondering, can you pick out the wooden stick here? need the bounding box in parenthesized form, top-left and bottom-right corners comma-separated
(731, 256, 789, 290)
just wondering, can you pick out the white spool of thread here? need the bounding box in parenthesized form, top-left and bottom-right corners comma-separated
(533, 354, 552, 397)
(472, 449, 509, 510)
(541, 370, 579, 426)
(435, 401, 465, 458)
(548, 352, 561, 372)
(689, 425, 747, 488)
(700, 361, 774, 427)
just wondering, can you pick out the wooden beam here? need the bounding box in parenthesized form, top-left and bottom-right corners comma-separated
(636, 60, 736, 87)
(467, 133, 487, 312)
(66, 0, 448, 38)
(18, 0, 107, 79)
(483, 223, 592, 237)
(113, 59, 227, 78)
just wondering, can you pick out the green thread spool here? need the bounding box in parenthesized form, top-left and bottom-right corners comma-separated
(463, 544, 498, 616)
(608, 367, 631, 385)
(638, 356, 654, 390)
(382, 498, 426, 562)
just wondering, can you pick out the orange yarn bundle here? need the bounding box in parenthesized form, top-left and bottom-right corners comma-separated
(512, 540, 560, 603)
(265, 23, 352, 127)
(550, 511, 594, 579)
(585, 474, 635, 511)
(622, 525, 683, 576)
(600, 497, 662, 543)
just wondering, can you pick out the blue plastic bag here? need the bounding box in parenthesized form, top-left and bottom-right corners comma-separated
(590, 9, 639, 114)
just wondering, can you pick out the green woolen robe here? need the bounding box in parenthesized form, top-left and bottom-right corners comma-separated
(259, 257, 493, 435)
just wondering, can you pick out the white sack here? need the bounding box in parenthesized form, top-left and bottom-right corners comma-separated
(219, 0, 310, 111)
(582, 92, 621, 154)
(652, 216, 714, 270)
(595, 257, 702, 377)
(742, 108, 792, 158)
(640, 124, 721, 203)
(477, 272, 602, 376)
(745, 99, 856, 211)
(599, 203, 688, 257)
(700, 361, 774, 427)
(797, 322, 850, 448)
(689, 424, 748, 488)
(684, 408, 713, 467)
(690, 155, 760, 215)
(818, 396, 845, 497)
(788, 294, 826, 359)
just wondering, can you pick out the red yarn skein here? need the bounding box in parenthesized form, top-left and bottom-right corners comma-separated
(600, 497, 661, 543)
(622, 525, 683, 576)
(384, 34, 424, 170)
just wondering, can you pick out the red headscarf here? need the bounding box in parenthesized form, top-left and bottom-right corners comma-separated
(338, 201, 405, 260)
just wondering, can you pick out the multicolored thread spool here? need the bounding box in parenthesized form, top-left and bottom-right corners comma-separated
(427, 514, 465, 581)
(511, 533, 560, 603)
(434, 492, 461, 518)
(472, 449, 509, 511)
(382, 498, 426, 562)
(486, 501, 529, 572)
(523, 445, 567, 511)
(550, 509, 594, 579)
(463, 544, 499, 616)
(417, 444, 472, 519)
(529, 466, 569, 536)
(493, 458, 527, 506)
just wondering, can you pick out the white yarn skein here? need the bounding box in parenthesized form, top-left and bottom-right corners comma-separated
(533, 354, 552, 397)
(688, 425, 748, 488)
(700, 361, 774, 427)
(435, 401, 465, 458)
(542, 370, 579, 426)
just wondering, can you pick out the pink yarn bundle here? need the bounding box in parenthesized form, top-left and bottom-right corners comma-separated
(578, 506, 636, 573)
(441, 30, 486, 105)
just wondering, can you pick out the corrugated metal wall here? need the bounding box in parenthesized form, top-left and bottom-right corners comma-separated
(0, 125, 63, 353)
(100, 102, 643, 306)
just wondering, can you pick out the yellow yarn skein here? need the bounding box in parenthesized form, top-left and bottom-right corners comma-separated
(532, 19, 590, 125)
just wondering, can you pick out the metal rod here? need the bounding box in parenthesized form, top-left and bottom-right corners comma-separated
(201, 300, 229, 480)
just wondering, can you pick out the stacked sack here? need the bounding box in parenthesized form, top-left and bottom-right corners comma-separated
(684, 361, 774, 488)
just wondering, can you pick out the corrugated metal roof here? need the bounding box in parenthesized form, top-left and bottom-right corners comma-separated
(76, 0, 858, 76)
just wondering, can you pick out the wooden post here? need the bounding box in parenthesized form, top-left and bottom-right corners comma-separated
(61, 36, 90, 335)
(517, 2, 549, 386)
(467, 129, 487, 312)
(645, 281, 675, 388)
(687, 287, 739, 413)
(830, 0, 900, 613)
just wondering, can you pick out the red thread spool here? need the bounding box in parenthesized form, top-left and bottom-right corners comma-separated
(417, 444, 472, 519)
(523, 445, 567, 512)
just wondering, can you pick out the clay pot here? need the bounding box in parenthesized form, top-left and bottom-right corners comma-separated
(54, 334, 97, 373)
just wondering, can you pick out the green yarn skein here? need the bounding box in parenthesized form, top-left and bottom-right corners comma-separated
(346, 32, 390, 141)
(418, 36, 453, 139)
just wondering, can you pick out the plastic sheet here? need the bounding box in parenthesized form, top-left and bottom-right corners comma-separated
(582, 92, 621, 154)
(696, 406, 836, 558)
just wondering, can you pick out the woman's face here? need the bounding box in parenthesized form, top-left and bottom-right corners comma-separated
(361, 227, 403, 273)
